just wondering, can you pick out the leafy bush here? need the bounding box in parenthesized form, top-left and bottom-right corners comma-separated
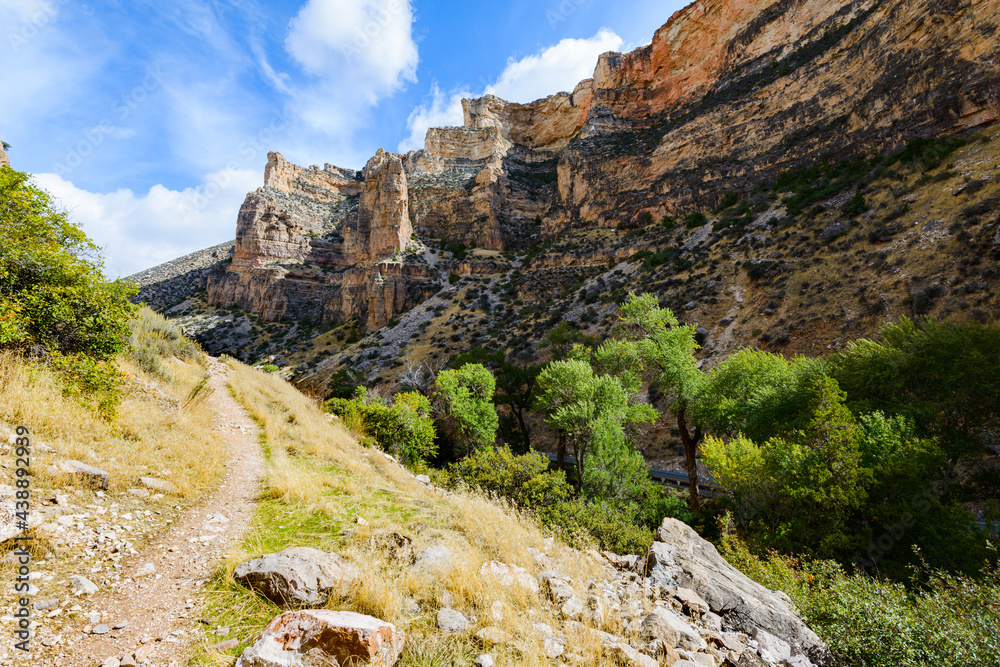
(841, 192, 869, 217)
(887, 136, 967, 172)
(49, 350, 123, 420)
(327, 368, 364, 399)
(0, 168, 137, 359)
(448, 446, 571, 508)
(717, 191, 740, 211)
(718, 533, 1000, 667)
(323, 390, 437, 464)
(445, 446, 683, 554)
(127, 307, 202, 380)
(684, 211, 708, 229)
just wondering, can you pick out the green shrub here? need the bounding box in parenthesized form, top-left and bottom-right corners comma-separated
(323, 390, 437, 464)
(448, 446, 571, 508)
(684, 211, 708, 228)
(841, 192, 869, 217)
(718, 523, 1000, 667)
(718, 191, 740, 211)
(127, 307, 202, 380)
(542, 498, 654, 554)
(446, 446, 656, 554)
(0, 168, 137, 359)
(327, 368, 364, 399)
(49, 350, 123, 420)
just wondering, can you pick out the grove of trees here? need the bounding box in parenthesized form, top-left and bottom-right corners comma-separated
(324, 291, 999, 582)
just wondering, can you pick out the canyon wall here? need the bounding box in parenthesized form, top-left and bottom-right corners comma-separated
(205, 0, 1000, 336)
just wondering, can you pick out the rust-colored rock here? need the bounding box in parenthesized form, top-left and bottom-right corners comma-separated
(236, 610, 405, 667)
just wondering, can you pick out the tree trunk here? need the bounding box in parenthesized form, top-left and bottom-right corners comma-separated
(556, 431, 566, 473)
(677, 404, 703, 512)
(514, 406, 531, 451)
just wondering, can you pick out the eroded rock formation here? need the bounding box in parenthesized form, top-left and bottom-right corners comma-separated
(205, 0, 999, 340)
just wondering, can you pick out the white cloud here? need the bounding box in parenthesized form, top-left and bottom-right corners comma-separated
(398, 83, 470, 152)
(35, 168, 260, 278)
(285, 0, 418, 101)
(488, 29, 622, 103)
(399, 29, 622, 153)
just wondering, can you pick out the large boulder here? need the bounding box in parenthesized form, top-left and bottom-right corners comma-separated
(237, 610, 405, 667)
(640, 606, 705, 652)
(646, 519, 830, 665)
(234, 547, 361, 607)
(46, 460, 109, 490)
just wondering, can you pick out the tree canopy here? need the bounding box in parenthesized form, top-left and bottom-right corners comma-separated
(0, 167, 136, 359)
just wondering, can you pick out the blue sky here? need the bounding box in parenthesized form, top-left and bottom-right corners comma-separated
(0, 0, 687, 276)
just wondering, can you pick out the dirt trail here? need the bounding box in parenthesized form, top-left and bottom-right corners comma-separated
(34, 359, 263, 667)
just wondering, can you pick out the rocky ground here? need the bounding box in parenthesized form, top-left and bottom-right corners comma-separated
(3, 355, 830, 667)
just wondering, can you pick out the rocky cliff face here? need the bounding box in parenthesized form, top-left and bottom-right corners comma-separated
(175, 0, 1000, 400)
(0, 144, 9, 168)
(207, 150, 438, 330)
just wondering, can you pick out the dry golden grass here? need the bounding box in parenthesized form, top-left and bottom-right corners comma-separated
(211, 359, 620, 666)
(0, 351, 225, 500)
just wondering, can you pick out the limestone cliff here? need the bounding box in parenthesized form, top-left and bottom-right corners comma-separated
(207, 150, 437, 330)
(0, 143, 9, 168)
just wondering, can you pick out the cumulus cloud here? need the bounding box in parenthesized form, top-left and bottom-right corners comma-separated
(285, 0, 418, 106)
(35, 167, 260, 278)
(399, 29, 622, 152)
(489, 29, 622, 103)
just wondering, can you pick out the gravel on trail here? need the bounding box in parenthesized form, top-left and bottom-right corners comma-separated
(26, 359, 264, 667)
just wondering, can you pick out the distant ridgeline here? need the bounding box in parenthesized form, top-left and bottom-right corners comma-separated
(127, 241, 234, 311)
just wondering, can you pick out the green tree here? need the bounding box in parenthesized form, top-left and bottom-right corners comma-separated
(830, 317, 1000, 465)
(693, 348, 824, 442)
(540, 321, 599, 361)
(450, 348, 541, 452)
(0, 168, 137, 358)
(535, 357, 657, 497)
(704, 376, 869, 558)
(608, 293, 708, 510)
(432, 363, 499, 455)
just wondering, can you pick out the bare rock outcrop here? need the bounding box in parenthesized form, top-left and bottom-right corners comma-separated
(647, 518, 830, 665)
(234, 547, 362, 607)
(236, 610, 405, 667)
(347, 149, 412, 262)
